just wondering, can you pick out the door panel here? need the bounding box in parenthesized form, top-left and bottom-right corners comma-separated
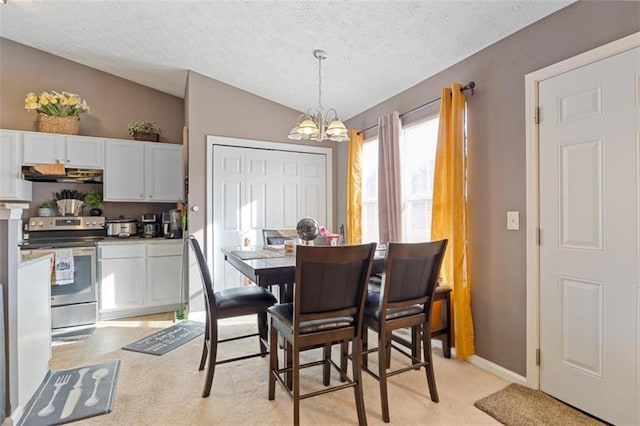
(539, 46, 640, 425)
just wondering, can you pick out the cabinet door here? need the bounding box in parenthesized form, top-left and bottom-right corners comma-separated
(99, 257, 145, 312)
(65, 136, 104, 168)
(146, 255, 182, 307)
(104, 140, 145, 201)
(145, 143, 184, 202)
(0, 131, 32, 201)
(22, 132, 65, 164)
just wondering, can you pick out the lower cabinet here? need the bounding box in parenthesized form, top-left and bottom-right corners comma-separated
(98, 240, 183, 320)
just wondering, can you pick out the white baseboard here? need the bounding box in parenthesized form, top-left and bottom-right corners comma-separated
(467, 354, 528, 386)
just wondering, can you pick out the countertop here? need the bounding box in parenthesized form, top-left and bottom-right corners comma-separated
(19, 251, 52, 267)
(99, 237, 184, 245)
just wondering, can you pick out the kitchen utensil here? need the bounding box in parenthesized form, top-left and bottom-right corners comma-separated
(166, 209, 182, 239)
(56, 199, 85, 216)
(38, 374, 71, 417)
(60, 367, 89, 419)
(84, 368, 109, 407)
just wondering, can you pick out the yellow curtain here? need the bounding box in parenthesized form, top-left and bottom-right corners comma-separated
(347, 129, 363, 244)
(431, 83, 475, 359)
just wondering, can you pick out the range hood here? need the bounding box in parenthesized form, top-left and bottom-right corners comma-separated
(22, 164, 103, 184)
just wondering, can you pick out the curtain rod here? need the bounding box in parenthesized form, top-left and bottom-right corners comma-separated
(356, 81, 475, 136)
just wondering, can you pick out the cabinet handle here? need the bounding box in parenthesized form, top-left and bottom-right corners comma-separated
(140, 194, 144, 198)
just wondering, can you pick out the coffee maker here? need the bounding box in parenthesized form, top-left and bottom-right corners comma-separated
(164, 209, 183, 239)
(141, 213, 159, 238)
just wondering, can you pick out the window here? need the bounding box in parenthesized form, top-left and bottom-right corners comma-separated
(361, 136, 379, 243)
(360, 115, 439, 243)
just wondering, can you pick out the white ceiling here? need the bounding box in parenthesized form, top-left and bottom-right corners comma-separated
(0, 0, 574, 119)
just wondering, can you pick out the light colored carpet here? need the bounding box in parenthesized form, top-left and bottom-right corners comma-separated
(474, 383, 606, 426)
(20, 314, 509, 425)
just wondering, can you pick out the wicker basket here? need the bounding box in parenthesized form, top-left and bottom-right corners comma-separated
(132, 131, 159, 142)
(37, 112, 80, 135)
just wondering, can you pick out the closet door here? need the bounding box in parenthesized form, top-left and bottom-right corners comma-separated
(212, 145, 327, 291)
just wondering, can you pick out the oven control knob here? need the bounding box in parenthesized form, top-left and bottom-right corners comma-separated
(38, 220, 44, 226)
(30, 221, 36, 226)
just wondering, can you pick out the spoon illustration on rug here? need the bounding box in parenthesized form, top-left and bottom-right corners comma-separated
(84, 368, 109, 407)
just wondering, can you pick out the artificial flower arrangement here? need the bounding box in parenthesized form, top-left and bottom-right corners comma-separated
(24, 91, 90, 117)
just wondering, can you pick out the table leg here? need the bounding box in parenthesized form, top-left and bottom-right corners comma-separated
(441, 292, 452, 359)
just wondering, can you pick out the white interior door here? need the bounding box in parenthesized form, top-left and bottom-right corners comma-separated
(212, 145, 327, 291)
(539, 46, 640, 425)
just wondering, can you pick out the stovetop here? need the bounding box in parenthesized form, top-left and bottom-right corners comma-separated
(20, 237, 105, 249)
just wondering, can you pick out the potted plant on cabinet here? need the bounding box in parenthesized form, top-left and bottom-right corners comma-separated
(127, 121, 160, 142)
(38, 200, 55, 217)
(85, 190, 104, 216)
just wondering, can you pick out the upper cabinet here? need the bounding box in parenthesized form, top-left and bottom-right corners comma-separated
(104, 140, 183, 202)
(0, 130, 32, 201)
(22, 132, 104, 169)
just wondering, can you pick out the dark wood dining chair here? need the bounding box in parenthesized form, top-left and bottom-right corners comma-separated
(185, 235, 277, 397)
(267, 243, 376, 426)
(262, 228, 298, 246)
(359, 240, 447, 423)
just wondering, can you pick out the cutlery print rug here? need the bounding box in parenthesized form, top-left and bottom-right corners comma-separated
(122, 320, 205, 355)
(18, 360, 120, 426)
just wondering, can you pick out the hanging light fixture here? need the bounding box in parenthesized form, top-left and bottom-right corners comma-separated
(288, 49, 349, 143)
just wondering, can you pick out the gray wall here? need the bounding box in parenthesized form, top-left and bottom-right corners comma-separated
(0, 38, 184, 143)
(344, 0, 640, 375)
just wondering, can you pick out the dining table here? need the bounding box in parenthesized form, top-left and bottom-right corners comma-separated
(221, 245, 452, 358)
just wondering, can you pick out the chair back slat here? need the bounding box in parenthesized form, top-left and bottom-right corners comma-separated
(384, 240, 448, 307)
(262, 229, 297, 246)
(295, 244, 376, 325)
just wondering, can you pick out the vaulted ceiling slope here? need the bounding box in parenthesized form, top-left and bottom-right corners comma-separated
(0, 1, 573, 119)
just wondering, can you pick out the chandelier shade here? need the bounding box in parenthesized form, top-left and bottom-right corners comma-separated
(288, 50, 349, 143)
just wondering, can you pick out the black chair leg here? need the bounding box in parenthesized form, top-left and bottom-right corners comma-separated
(202, 320, 218, 398)
(293, 344, 301, 426)
(268, 321, 278, 401)
(411, 325, 421, 368)
(362, 327, 369, 369)
(323, 343, 331, 386)
(422, 322, 439, 403)
(351, 336, 368, 426)
(199, 319, 209, 371)
(340, 340, 348, 382)
(258, 312, 268, 355)
(378, 330, 390, 423)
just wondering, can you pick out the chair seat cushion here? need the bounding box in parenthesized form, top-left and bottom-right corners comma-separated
(268, 303, 354, 334)
(364, 291, 423, 321)
(215, 286, 277, 318)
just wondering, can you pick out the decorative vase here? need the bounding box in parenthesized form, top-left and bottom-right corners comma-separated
(90, 208, 103, 216)
(37, 112, 80, 135)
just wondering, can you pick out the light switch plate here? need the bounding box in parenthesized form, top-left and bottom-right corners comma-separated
(507, 211, 519, 230)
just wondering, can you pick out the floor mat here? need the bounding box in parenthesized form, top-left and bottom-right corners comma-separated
(122, 320, 204, 355)
(474, 383, 605, 426)
(18, 360, 120, 426)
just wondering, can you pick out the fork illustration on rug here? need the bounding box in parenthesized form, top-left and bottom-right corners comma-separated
(38, 374, 71, 417)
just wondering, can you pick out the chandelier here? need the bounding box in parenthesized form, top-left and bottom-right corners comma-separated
(288, 50, 349, 143)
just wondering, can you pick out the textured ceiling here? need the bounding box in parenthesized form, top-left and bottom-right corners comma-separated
(0, 0, 573, 119)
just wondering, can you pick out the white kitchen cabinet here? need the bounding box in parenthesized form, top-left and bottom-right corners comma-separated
(98, 240, 183, 319)
(98, 244, 146, 317)
(104, 140, 184, 202)
(22, 132, 104, 168)
(104, 140, 145, 201)
(145, 143, 184, 202)
(146, 242, 183, 307)
(0, 130, 32, 201)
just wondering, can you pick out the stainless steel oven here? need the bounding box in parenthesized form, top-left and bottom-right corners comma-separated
(21, 216, 105, 334)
